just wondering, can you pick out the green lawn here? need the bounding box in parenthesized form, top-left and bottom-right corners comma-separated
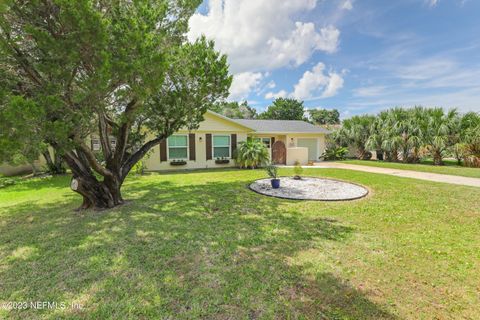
(343, 159, 480, 178)
(1, 169, 479, 319)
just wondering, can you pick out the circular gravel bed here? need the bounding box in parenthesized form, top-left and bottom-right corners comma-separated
(249, 177, 368, 201)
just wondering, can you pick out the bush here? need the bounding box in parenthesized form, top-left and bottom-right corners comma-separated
(320, 146, 349, 161)
(130, 161, 147, 175)
(293, 161, 303, 179)
(235, 138, 269, 169)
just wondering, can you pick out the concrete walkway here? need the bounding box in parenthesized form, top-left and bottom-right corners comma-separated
(301, 162, 480, 187)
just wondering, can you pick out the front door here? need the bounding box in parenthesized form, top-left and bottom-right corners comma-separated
(271, 140, 286, 165)
(297, 138, 318, 161)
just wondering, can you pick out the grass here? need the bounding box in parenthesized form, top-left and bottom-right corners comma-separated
(343, 159, 480, 178)
(0, 169, 479, 319)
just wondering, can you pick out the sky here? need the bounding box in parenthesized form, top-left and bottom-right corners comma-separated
(187, 0, 480, 118)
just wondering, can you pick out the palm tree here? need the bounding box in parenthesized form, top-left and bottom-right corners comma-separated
(423, 108, 459, 165)
(459, 112, 480, 167)
(336, 115, 375, 159)
(234, 138, 270, 169)
(366, 111, 388, 160)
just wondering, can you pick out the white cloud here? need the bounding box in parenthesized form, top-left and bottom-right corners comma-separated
(292, 63, 344, 99)
(353, 86, 386, 97)
(322, 73, 345, 98)
(341, 0, 354, 10)
(229, 72, 263, 100)
(266, 81, 276, 89)
(265, 90, 288, 99)
(188, 0, 340, 73)
(426, 0, 439, 7)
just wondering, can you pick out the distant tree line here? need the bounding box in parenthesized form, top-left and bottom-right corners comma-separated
(332, 107, 480, 167)
(211, 98, 340, 125)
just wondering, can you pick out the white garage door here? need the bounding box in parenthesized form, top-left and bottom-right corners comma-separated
(297, 138, 318, 161)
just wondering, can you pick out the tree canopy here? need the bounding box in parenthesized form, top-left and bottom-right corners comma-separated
(334, 107, 479, 166)
(0, 0, 231, 209)
(258, 98, 306, 120)
(210, 101, 257, 119)
(309, 108, 340, 125)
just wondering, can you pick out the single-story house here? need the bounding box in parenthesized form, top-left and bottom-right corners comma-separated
(141, 110, 330, 171)
(1, 110, 330, 176)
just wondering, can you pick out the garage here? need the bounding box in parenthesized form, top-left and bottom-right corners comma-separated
(297, 138, 318, 161)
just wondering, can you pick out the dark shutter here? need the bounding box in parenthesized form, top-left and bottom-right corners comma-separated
(231, 134, 237, 156)
(189, 133, 196, 161)
(206, 134, 212, 160)
(271, 137, 275, 145)
(160, 139, 167, 162)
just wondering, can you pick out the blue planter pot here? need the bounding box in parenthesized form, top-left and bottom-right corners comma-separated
(271, 178, 281, 189)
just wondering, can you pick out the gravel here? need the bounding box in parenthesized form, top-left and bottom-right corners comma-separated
(249, 177, 368, 201)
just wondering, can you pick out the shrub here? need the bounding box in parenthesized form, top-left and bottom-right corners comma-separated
(320, 146, 349, 161)
(130, 161, 147, 175)
(235, 138, 269, 169)
(293, 161, 303, 179)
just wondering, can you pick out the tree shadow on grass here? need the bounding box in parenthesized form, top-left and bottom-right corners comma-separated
(0, 175, 397, 319)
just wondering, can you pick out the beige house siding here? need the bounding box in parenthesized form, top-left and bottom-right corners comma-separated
(144, 112, 251, 171)
(1, 112, 329, 175)
(248, 133, 327, 165)
(0, 147, 55, 177)
(285, 133, 326, 162)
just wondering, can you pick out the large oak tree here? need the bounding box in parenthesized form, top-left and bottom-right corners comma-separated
(0, 0, 231, 209)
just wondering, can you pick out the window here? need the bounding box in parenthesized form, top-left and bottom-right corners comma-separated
(91, 137, 117, 151)
(91, 138, 101, 151)
(254, 137, 271, 148)
(261, 137, 271, 148)
(213, 135, 230, 158)
(168, 135, 188, 160)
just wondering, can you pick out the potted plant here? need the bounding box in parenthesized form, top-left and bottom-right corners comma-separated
(293, 161, 303, 180)
(215, 157, 230, 164)
(265, 163, 280, 189)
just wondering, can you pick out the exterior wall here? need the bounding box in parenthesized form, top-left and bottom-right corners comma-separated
(249, 134, 286, 161)
(0, 152, 48, 177)
(144, 112, 251, 171)
(286, 147, 308, 165)
(285, 133, 327, 162)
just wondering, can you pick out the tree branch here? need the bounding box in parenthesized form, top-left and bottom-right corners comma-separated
(0, 26, 44, 86)
(74, 138, 114, 178)
(97, 110, 112, 163)
(121, 135, 165, 180)
(113, 99, 141, 166)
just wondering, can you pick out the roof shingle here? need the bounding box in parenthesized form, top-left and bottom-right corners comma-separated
(231, 119, 331, 134)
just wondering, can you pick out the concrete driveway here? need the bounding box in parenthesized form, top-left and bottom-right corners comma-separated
(309, 162, 480, 188)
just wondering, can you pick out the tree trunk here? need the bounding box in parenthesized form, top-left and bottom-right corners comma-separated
(70, 176, 123, 210)
(433, 150, 443, 166)
(402, 147, 409, 163)
(43, 150, 66, 174)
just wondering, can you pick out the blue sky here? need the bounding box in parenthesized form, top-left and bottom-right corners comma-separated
(188, 0, 480, 118)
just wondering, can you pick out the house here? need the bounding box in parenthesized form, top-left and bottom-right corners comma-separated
(0, 110, 330, 176)
(142, 110, 330, 171)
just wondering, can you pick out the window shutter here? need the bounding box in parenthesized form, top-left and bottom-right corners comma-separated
(231, 134, 237, 156)
(271, 137, 275, 145)
(206, 134, 212, 160)
(160, 139, 167, 162)
(189, 134, 196, 161)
